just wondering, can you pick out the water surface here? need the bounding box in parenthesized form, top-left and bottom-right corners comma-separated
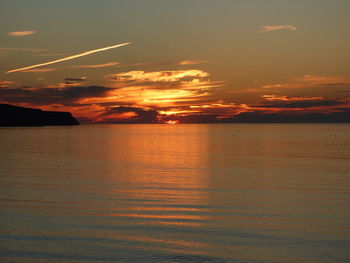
(1, 124, 350, 262)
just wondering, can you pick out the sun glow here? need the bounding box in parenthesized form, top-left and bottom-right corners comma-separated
(165, 120, 179, 124)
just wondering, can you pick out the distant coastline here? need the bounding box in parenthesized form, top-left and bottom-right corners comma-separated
(0, 104, 79, 127)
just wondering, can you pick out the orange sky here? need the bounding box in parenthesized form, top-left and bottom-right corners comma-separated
(1, 1, 350, 123)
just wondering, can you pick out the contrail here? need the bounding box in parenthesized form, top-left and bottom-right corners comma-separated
(6, 42, 131, 73)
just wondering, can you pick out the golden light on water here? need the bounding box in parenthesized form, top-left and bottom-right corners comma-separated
(103, 125, 210, 227)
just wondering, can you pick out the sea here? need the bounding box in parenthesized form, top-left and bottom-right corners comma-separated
(0, 124, 349, 263)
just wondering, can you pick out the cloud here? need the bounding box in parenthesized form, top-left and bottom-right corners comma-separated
(34, 53, 69, 57)
(64, 77, 87, 82)
(178, 60, 209, 66)
(77, 84, 212, 107)
(294, 75, 350, 89)
(1, 82, 349, 124)
(56, 86, 112, 101)
(126, 60, 209, 68)
(319, 83, 350, 86)
(0, 81, 16, 88)
(6, 42, 130, 73)
(168, 103, 244, 117)
(171, 97, 350, 124)
(261, 84, 288, 89)
(299, 75, 346, 83)
(251, 95, 350, 112)
(5, 67, 221, 121)
(0, 47, 47, 52)
(96, 102, 244, 124)
(109, 70, 209, 82)
(261, 95, 324, 101)
(102, 69, 223, 108)
(58, 77, 87, 88)
(21, 68, 58, 73)
(260, 25, 297, 32)
(100, 106, 159, 123)
(260, 75, 350, 91)
(70, 62, 120, 69)
(259, 100, 344, 109)
(58, 82, 83, 88)
(219, 111, 350, 123)
(7, 31, 37, 37)
(0, 86, 111, 106)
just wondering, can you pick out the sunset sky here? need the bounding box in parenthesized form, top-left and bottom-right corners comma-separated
(1, 0, 350, 123)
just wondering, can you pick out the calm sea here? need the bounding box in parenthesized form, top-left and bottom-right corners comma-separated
(0, 124, 349, 263)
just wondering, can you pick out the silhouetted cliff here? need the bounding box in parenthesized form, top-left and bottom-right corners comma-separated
(0, 104, 79, 126)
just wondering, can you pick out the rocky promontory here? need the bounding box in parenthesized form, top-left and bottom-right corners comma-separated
(0, 104, 79, 126)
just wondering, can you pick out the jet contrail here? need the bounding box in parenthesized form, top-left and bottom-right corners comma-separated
(6, 42, 131, 73)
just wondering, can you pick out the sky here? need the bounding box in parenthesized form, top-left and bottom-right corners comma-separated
(1, 0, 350, 123)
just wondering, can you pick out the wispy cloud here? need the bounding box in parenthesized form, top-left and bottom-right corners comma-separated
(6, 42, 130, 73)
(58, 82, 84, 88)
(64, 77, 87, 82)
(0, 81, 16, 87)
(109, 70, 209, 82)
(70, 62, 120, 69)
(260, 75, 350, 90)
(58, 77, 87, 88)
(178, 60, 209, 66)
(0, 85, 111, 107)
(262, 95, 324, 102)
(7, 30, 37, 37)
(21, 68, 58, 73)
(0, 47, 47, 52)
(320, 83, 350, 86)
(100, 106, 159, 123)
(34, 53, 68, 57)
(257, 95, 349, 110)
(261, 84, 288, 89)
(260, 25, 297, 32)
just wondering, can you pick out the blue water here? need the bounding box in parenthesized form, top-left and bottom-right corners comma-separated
(1, 124, 350, 263)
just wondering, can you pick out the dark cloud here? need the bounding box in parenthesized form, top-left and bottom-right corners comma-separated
(102, 106, 159, 123)
(64, 77, 87, 82)
(91, 101, 134, 107)
(166, 114, 219, 123)
(254, 100, 343, 109)
(166, 110, 350, 124)
(219, 111, 350, 123)
(336, 108, 350, 112)
(319, 83, 350, 86)
(60, 86, 110, 100)
(0, 86, 111, 106)
(1, 84, 349, 124)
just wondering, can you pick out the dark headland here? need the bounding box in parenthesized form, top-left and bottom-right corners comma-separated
(0, 104, 79, 127)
